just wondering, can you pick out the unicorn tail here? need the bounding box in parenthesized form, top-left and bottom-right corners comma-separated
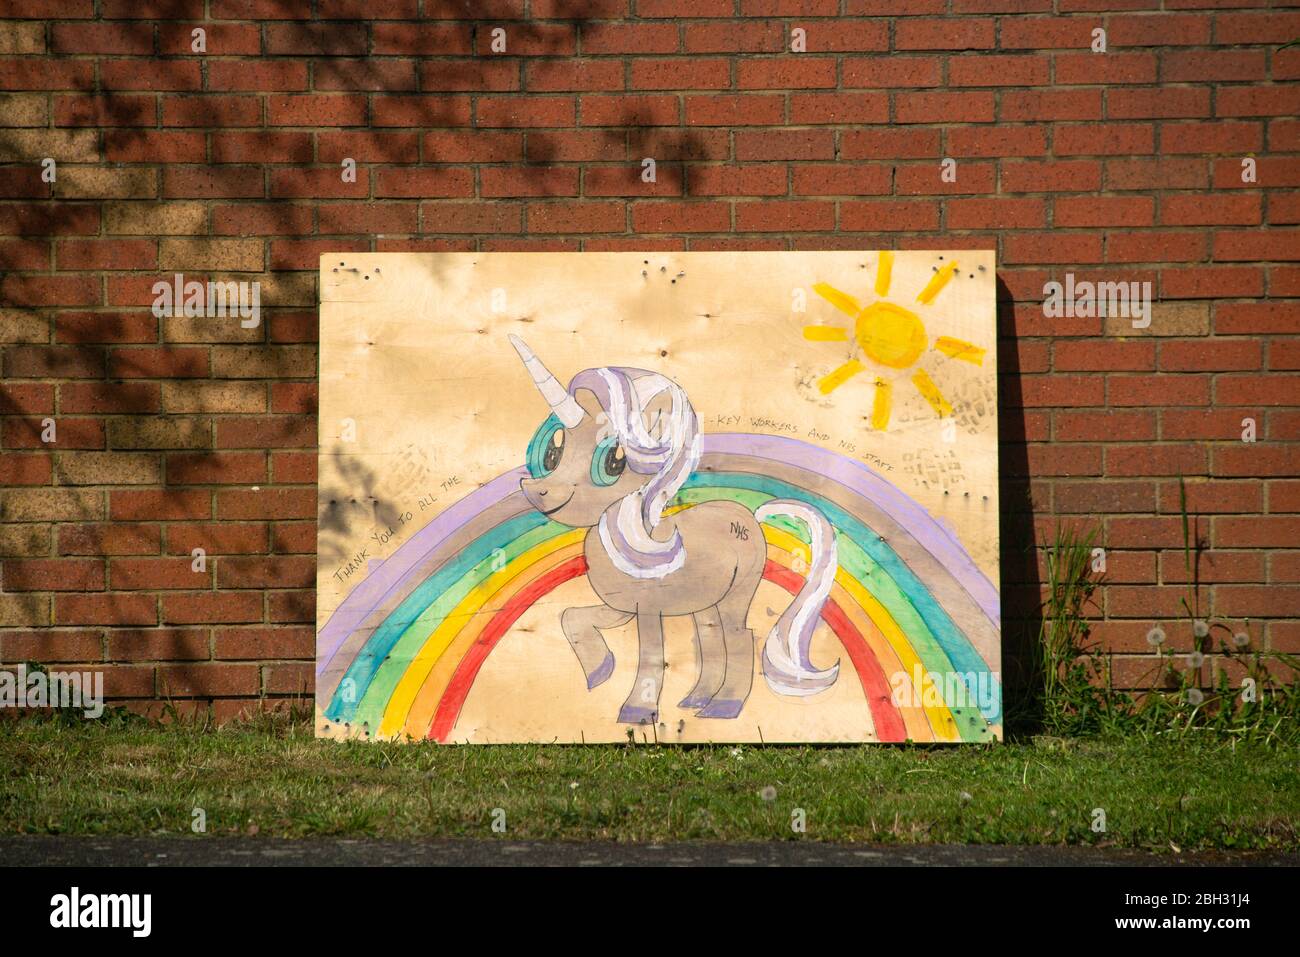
(755, 499, 840, 697)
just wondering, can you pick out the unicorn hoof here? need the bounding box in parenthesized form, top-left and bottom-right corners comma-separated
(696, 698, 744, 719)
(617, 704, 657, 725)
(586, 652, 615, 690)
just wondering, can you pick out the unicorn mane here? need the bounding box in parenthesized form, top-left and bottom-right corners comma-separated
(566, 366, 702, 579)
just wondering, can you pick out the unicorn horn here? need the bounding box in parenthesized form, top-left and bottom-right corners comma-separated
(508, 334, 585, 428)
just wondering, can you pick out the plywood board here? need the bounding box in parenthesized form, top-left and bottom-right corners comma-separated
(316, 251, 1002, 744)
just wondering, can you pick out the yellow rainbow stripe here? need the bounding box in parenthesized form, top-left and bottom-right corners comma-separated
(384, 517, 961, 743)
(379, 529, 586, 737)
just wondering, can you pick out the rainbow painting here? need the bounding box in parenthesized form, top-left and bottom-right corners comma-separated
(317, 251, 1001, 744)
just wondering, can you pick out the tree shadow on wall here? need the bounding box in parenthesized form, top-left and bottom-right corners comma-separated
(0, 3, 713, 709)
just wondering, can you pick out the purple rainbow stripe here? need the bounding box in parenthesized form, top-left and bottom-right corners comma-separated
(707, 433, 1001, 629)
(316, 467, 528, 676)
(317, 433, 1000, 675)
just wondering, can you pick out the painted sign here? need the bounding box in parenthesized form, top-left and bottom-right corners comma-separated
(316, 251, 1001, 744)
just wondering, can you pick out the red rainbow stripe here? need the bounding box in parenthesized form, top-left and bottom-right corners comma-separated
(428, 556, 908, 742)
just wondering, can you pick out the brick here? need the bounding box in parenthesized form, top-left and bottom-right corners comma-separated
(1215, 374, 1300, 407)
(841, 200, 938, 232)
(738, 58, 836, 90)
(106, 629, 209, 662)
(271, 454, 315, 485)
(631, 202, 730, 233)
(1214, 445, 1296, 479)
(1001, 89, 1102, 122)
(1214, 230, 1300, 262)
(528, 202, 625, 233)
(1162, 267, 1263, 300)
(4, 418, 104, 450)
(1055, 411, 1155, 443)
(0, 58, 94, 90)
(424, 59, 521, 92)
(590, 23, 681, 54)
(214, 416, 315, 449)
(216, 488, 315, 521)
(896, 19, 994, 50)
(1054, 480, 1155, 514)
(157, 663, 260, 696)
(1002, 160, 1100, 193)
(1109, 375, 1210, 407)
(895, 91, 994, 124)
(372, 95, 471, 128)
(951, 54, 1048, 87)
(1110, 13, 1210, 46)
(948, 127, 1046, 157)
(112, 558, 210, 590)
(737, 201, 835, 232)
(1, 630, 102, 663)
(373, 22, 472, 55)
(159, 23, 260, 56)
(480, 95, 576, 127)
(217, 556, 315, 589)
(1161, 194, 1260, 227)
(1056, 53, 1156, 85)
(789, 93, 888, 125)
(215, 626, 313, 661)
(54, 452, 160, 486)
(1159, 340, 1261, 372)
(1214, 303, 1300, 335)
(841, 128, 940, 159)
(1106, 444, 1206, 477)
(166, 523, 268, 556)
(58, 524, 160, 557)
(1056, 196, 1153, 228)
(1164, 50, 1265, 83)
(161, 593, 262, 626)
(54, 593, 155, 627)
(1108, 88, 1209, 120)
(684, 95, 781, 126)
(0, 593, 49, 628)
(111, 490, 210, 522)
(214, 132, 314, 164)
(792, 165, 889, 198)
(1003, 232, 1102, 264)
(897, 163, 995, 196)
(1157, 479, 1262, 515)
(374, 168, 474, 198)
(209, 60, 308, 92)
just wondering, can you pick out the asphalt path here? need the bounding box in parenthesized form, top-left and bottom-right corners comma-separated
(3, 836, 1295, 867)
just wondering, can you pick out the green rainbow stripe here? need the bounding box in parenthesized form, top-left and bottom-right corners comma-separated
(677, 487, 989, 736)
(683, 473, 1001, 725)
(328, 471, 999, 733)
(324, 512, 558, 725)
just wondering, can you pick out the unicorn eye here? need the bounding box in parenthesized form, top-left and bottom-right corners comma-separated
(590, 437, 626, 487)
(526, 415, 565, 478)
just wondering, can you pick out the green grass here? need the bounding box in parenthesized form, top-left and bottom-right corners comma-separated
(2, 712, 1297, 850)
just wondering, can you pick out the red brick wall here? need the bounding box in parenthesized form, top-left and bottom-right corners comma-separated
(1, 1, 1296, 721)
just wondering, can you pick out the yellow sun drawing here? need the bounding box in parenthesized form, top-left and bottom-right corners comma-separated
(803, 252, 986, 431)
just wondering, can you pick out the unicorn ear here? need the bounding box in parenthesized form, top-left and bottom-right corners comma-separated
(508, 335, 585, 429)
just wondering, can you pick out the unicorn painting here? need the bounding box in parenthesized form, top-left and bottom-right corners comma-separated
(508, 335, 840, 724)
(316, 250, 1003, 744)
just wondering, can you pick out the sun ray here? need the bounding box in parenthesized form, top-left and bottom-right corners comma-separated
(933, 336, 986, 365)
(911, 369, 953, 417)
(813, 282, 862, 318)
(803, 325, 850, 342)
(875, 251, 893, 298)
(916, 261, 960, 306)
(818, 359, 866, 395)
(871, 378, 892, 431)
